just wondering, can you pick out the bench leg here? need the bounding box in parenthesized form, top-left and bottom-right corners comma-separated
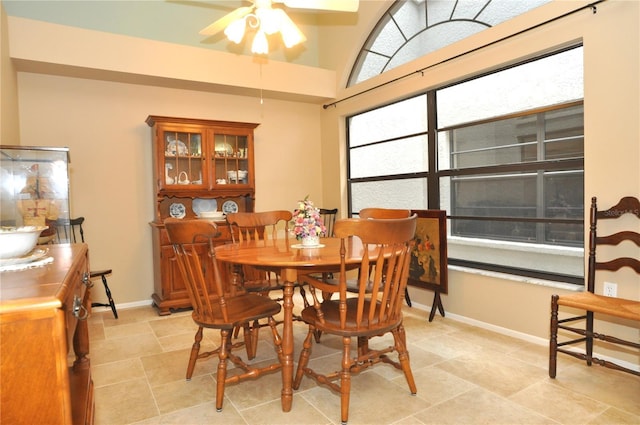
(549, 295, 559, 378)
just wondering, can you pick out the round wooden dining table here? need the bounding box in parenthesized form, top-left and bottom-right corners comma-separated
(214, 236, 368, 412)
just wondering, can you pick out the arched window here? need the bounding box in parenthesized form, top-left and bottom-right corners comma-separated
(348, 0, 550, 86)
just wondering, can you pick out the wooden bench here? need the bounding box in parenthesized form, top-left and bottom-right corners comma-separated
(549, 196, 640, 378)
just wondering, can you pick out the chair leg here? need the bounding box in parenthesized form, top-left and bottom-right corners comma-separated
(216, 330, 231, 412)
(298, 284, 310, 309)
(392, 326, 416, 395)
(549, 295, 559, 378)
(247, 320, 260, 359)
(586, 310, 594, 366)
(293, 327, 314, 389)
(340, 336, 352, 425)
(267, 316, 283, 360)
(187, 326, 203, 380)
(91, 274, 118, 319)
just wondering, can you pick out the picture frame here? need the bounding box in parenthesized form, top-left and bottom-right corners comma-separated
(408, 209, 448, 321)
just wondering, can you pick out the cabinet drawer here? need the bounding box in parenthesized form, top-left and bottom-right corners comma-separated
(159, 223, 231, 245)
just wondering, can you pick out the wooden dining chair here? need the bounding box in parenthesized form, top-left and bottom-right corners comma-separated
(51, 217, 118, 319)
(226, 210, 310, 341)
(359, 208, 414, 305)
(225, 210, 292, 296)
(293, 215, 418, 424)
(319, 207, 338, 237)
(164, 219, 283, 412)
(359, 207, 411, 219)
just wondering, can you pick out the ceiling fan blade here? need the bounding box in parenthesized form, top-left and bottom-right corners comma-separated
(278, 0, 359, 12)
(199, 6, 253, 36)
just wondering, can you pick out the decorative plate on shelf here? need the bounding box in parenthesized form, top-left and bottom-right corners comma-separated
(192, 198, 218, 216)
(169, 202, 186, 219)
(166, 138, 188, 156)
(214, 142, 233, 156)
(221, 200, 239, 214)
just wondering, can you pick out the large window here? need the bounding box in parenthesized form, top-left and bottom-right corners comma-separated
(347, 46, 584, 282)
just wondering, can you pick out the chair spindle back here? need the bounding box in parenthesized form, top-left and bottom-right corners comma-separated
(333, 215, 416, 330)
(588, 196, 640, 293)
(226, 210, 292, 242)
(165, 219, 227, 322)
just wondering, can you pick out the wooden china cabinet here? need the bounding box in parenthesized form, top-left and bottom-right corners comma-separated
(146, 116, 258, 315)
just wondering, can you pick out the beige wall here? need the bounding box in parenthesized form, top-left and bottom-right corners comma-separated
(0, 1, 20, 143)
(3, 1, 639, 366)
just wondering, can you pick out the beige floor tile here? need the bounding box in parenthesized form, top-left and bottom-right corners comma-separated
(148, 315, 197, 338)
(412, 331, 484, 360)
(133, 401, 247, 425)
(141, 347, 217, 386)
(93, 358, 146, 388)
(240, 394, 331, 425)
(94, 378, 159, 425)
(435, 347, 547, 397)
(551, 364, 640, 416)
(399, 365, 476, 406)
(588, 407, 640, 425)
(91, 332, 163, 366)
(412, 387, 556, 425)
(104, 320, 154, 339)
(152, 374, 217, 415)
(509, 380, 609, 424)
(89, 321, 106, 341)
(448, 326, 531, 354)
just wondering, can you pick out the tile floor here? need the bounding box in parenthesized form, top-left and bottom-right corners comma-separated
(89, 297, 639, 425)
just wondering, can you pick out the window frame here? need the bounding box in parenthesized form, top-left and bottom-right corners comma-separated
(346, 47, 584, 285)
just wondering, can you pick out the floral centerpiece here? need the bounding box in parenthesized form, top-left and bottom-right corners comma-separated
(292, 196, 326, 246)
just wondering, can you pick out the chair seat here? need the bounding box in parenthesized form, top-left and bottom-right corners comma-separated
(557, 292, 640, 321)
(193, 293, 282, 329)
(300, 298, 402, 337)
(90, 269, 112, 278)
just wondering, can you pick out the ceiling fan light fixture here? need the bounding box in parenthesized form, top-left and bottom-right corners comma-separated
(224, 17, 247, 44)
(255, 6, 282, 35)
(251, 29, 269, 54)
(277, 10, 305, 48)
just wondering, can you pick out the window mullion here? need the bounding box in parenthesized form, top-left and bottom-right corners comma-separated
(536, 113, 546, 242)
(427, 90, 438, 208)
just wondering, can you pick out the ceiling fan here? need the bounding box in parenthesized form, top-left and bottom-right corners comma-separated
(199, 0, 359, 54)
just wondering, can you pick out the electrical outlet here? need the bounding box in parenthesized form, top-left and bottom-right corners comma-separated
(603, 281, 617, 297)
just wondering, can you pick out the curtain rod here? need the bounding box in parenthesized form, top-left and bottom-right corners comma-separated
(322, 0, 602, 110)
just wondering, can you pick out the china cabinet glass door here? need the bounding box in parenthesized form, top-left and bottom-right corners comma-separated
(162, 130, 205, 188)
(213, 133, 250, 186)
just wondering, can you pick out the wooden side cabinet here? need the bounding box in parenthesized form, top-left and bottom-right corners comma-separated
(146, 116, 258, 315)
(0, 244, 94, 425)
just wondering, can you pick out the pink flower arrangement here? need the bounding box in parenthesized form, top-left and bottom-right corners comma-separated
(292, 196, 326, 240)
